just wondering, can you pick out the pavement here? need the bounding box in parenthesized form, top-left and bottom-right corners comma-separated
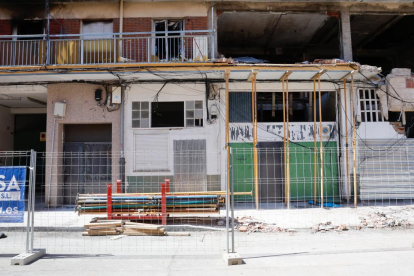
(1, 229, 414, 275)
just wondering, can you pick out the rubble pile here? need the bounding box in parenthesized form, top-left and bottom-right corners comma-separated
(235, 216, 290, 234)
(357, 210, 412, 230)
(311, 221, 348, 233)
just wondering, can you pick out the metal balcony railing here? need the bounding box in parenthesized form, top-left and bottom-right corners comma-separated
(0, 30, 214, 67)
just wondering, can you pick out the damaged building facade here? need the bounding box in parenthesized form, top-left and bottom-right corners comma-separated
(0, 0, 413, 208)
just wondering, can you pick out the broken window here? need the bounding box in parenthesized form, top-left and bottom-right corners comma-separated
(358, 89, 385, 122)
(151, 101, 184, 128)
(185, 101, 203, 127)
(257, 92, 336, 123)
(153, 20, 184, 61)
(132, 101, 203, 128)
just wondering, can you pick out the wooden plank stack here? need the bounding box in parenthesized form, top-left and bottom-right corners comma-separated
(82, 220, 166, 236)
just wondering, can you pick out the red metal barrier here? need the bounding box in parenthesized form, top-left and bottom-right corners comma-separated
(161, 183, 167, 225)
(107, 183, 113, 220)
(116, 179, 121, 193)
(165, 179, 170, 193)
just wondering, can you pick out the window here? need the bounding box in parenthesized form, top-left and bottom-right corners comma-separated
(185, 101, 203, 127)
(359, 89, 384, 122)
(152, 102, 184, 128)
(131, 101, 203, 128)
(153, 20, 184, 61)
(132, 101, 150, 128)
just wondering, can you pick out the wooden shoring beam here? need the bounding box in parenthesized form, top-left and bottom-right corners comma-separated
(313, 79, 317, 205)
(351, 74, 358, 208)
(318, 74, 324, 209)
(251, 71, 259, 210)
(311, 69, 327, 80)
(280, 70, 292, 81)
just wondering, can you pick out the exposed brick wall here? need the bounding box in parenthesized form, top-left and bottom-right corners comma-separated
(185, 17, 208, 60)
(50, 19, 81, 35)
(185, 17, 208, 31)
(406, 77, 414, 89)
(121, 18, 152, 62)
(0, 20, 12, 36)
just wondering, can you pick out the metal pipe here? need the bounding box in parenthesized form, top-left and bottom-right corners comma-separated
(318, 75, 324, 208)
(118, 0, 124, 61)
(25, 150, 34, 253)
(225, 70, 230, 192)
(47, 117, 58, 207)
(230, 147, 235, 253)
(30, 150, 36, 253)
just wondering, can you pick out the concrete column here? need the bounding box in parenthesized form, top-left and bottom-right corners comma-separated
(207, 4, 218, 59)
(340, 9, 353, 61)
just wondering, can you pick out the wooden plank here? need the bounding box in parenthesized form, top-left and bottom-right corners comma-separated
(84, 222, 122, 227)
(165, 232, 191, 236)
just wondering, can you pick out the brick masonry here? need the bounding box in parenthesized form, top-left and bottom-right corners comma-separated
(406, 77, 414, 89)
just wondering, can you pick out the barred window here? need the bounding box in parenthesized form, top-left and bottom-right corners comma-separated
(132, 101, 150, 128)
(359, 89, 384, 122)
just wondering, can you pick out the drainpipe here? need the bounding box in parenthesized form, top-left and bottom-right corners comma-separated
(119, 85, 125, 192)
(118, 0, 124, 61)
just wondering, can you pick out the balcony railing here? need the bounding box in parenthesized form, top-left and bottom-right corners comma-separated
(0, 30, 214, 67)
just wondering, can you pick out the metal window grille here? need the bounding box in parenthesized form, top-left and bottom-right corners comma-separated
(359, 88, 384, 122)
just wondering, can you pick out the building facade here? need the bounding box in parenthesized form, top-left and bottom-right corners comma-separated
(0, 0, 413, 207)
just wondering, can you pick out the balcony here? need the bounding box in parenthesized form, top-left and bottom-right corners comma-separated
(0, 30, 214, 67)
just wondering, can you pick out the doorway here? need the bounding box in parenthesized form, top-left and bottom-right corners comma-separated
(63, 124, 112, 205)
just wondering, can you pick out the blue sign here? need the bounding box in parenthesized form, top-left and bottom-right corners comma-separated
(0, 166, 27, 223)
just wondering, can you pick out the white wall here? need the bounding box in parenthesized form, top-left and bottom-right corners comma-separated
(124, 83, 223, 181)
(0, 105, 14, 151)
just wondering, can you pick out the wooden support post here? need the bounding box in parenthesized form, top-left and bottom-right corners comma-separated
(351, 75, 358, 208)
(161, 183, 167, 225)
(343, 79, 351, 203)
(225, 70, 231, 192)
(251, 71, 259, 210)
(286, 79, 290, 209)
(107, 183, 113, 220)
(318, 75, 324, 208)
(313, 79, 317, 205)
(283, 79, 287, 206)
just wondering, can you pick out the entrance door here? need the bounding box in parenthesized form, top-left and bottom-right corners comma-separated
(257, 142, 284, 203)
(63, 124, 112, 205)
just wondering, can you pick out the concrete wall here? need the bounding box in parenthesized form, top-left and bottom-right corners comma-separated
(124, 83, 224, 190)
(46, 83, 121, 206)
(0, 105, 14, 151)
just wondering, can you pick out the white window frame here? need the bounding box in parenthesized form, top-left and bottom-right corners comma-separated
(358, 88, 385, 123)
(131, 100, 203, 129)
(151, 19, 185, 61)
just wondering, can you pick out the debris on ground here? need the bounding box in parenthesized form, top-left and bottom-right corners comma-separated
(311, 221, 348, 233)
(235, 216, 286, 234)
(357, 209, 412, 230)
(0, 233, 7, 239)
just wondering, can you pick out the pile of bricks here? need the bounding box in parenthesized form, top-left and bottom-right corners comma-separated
(311, 221, 348, 233)
(357, 211, 412, 230)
